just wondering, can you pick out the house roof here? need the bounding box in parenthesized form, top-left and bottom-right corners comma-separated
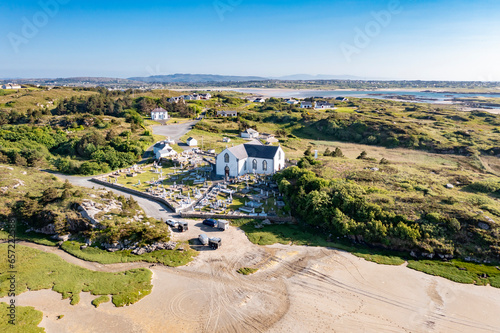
(243, 128, 259, 134)
(151, 107, 168, 113)
(187, 137, 196, 141)
(158, 146, 176, 155)
(226, 143, 280, 160)
(153, 141, 167, 150)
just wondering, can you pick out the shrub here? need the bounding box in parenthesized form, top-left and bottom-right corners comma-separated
(467, 180, 500, 194)
(332, 147, 344, 158)
(357, 151, 368, 159)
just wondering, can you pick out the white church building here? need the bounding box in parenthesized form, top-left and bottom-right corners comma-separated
(216, 141, 285, 178)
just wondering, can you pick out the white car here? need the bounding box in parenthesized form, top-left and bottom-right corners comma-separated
(166, 220, 179, 228)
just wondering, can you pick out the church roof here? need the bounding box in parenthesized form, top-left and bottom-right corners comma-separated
(226, 143, 279, 160)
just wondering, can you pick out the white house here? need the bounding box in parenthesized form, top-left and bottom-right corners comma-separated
(316, 101, 335, 109)
(183, 94, 201, 101)
(168, 96, 184, 103)
(254, 98, 266, 103)
(186, 137, 198, 146)
(241, 128, 259, 139)
(216, 142, 286, 178)
(200, 93, 212, 100)
(217, 110, 238, 117)
(155, 145, 178, 160)
(1, 83, 21, 90)
(300, 101, 316, 109)
(285, 99, 299, 105)
(151, 107, 169, 121)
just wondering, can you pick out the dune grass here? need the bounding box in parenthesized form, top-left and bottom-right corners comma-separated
(0, 245, 153, 307)
(61, 241, 197, 267)
(237, 267, 258, 275)
(232, 219, 405, 266)
(232, 219, 500, 285)
(407, 260, 500, 287)
(91, 295, 110, 308)
(0, 302, 45, 333)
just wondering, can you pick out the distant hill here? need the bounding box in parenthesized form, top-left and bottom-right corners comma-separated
(275, 74, 366, 80)
(128, 74, 268, 83)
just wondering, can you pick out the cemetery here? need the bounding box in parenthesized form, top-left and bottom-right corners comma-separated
(93, 153, 289, 218)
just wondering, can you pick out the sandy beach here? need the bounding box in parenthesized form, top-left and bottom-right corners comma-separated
(4, 225, 500, 333)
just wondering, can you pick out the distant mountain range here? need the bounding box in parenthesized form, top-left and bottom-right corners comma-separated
(128, 74, 268, 83)
(127, 73, 369, 83)
(1, 74, 378, 86)
(271, 74, 366, 80)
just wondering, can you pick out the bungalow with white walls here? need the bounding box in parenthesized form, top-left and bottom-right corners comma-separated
(241, 128, 259, 139)
(151, 107, 169, 120)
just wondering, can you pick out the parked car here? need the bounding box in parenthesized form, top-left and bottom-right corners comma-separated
(198, 234, 209, 246)
(203, 218, 218, 228)
(203, 219, 229, 231)
(166, 219, 179, 228)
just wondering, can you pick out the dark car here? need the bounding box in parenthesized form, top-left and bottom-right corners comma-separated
(203, 218, 217, 228)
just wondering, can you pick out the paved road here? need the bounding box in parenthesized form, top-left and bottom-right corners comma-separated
(152, 120, 199, 142)
(49, 172, 176, 220)
(48, 118, 202, 219)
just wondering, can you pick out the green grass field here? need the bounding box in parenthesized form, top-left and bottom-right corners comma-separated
(0, 303, 44, 333)
(61, 241, 197, 267)
(0, 245, 153, 307)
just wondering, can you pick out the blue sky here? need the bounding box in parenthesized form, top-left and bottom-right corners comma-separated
(1, 0, 499, 80)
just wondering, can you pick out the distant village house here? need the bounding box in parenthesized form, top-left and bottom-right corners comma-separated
(217, 110, 238, 117)
(300, 101, 316, 109)
(315, 101, 335, 109)
(1, 83, 22, 90)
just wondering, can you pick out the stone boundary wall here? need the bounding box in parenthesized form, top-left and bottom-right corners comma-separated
(180, 212, 293, 222)
(90, 178, 180, 213)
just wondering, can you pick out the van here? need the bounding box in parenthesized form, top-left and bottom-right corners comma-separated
(178, 222, 188, 232)
(217, 220, 229, 231)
